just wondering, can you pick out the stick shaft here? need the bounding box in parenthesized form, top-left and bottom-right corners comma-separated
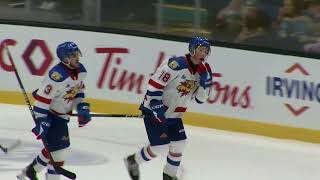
(71, 113, 143, 118)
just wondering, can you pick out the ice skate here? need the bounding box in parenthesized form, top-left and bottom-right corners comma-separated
(124, 154, 140, 180)
(163, 173, 179, 180)
(17, 160, 38, 180)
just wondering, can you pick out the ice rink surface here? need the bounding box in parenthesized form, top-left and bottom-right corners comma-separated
(1, 103, 320, 180)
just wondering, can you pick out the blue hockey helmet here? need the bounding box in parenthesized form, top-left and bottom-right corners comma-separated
(56, 42, 82, 63)
(188, 36, 211, 55)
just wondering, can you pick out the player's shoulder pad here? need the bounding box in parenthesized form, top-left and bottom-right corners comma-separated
(79, 63, 87, 73)
(167, 56, 188, 71)
(48, 64, 69, 82)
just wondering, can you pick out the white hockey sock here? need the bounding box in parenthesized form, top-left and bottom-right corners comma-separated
(34, 148, 49, 172)
(163, 152, 182, 177)
(135, 145, 156, 164)
(46, 174, 60, 180)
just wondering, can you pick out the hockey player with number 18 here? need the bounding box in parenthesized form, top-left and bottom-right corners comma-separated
(124, 36, 213, 180)
(17, 42, 92, 180)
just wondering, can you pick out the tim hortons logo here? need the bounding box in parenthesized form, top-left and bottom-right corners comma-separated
(208, 73, 252, 109)
(95, 48, 145, 94)
(266, 63, 314, 116)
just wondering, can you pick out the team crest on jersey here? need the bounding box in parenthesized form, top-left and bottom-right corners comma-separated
(176, 80, 196, 96)
(169, 60, 179, 70)
(63, 83, 82, 103)
(51, 71, 62, 81)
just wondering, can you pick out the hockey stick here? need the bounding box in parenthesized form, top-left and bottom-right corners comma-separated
(4, 45, 76, 179)
(0, 144, 7, 153)
(0, 139, 21, 154)
(71, 113, 143, 118)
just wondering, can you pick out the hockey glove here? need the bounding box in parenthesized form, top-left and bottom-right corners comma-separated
(32, 117, 51, 140)
(197, 62, 213, 89)
(77, 102, 91, 127)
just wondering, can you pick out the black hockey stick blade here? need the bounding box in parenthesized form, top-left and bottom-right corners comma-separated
(41, 140, 76, 179)
(54, 166, 76, 179)
(0, 145, 8, 153)
(0, 139, 21, 154)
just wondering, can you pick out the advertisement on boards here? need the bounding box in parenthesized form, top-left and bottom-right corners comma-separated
(1, 24, 320, 135)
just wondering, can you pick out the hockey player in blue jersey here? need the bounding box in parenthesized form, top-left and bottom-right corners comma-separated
(124, 36, 213, 180)
(17, 42, 91, 180)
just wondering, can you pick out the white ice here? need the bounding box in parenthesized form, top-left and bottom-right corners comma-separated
(1, 103, 320, 180)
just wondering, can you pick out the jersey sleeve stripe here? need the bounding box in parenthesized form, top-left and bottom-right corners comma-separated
(146, 90, 163, 97)
(33, 93, 52, 104)
(174, 107, 187, 112)
(148, 79, 164, 89)
(33, 106, 49, 115)
(34, 101, 50, 110)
